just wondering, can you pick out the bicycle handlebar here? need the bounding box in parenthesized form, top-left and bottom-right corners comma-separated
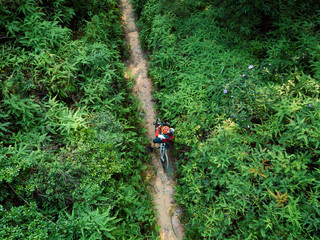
(153, 118, 170, 127)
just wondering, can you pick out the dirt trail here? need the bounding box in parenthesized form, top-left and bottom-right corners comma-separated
(120, 0, 184, 239)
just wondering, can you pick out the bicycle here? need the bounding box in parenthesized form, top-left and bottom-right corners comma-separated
(153, 118, 170, 172)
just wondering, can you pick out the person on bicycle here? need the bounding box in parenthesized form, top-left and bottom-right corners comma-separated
(153, 123, 174, 143)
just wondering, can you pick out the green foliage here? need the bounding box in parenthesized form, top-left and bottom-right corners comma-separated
(85, 11, 123, 50)
(131, 0, 320, 238)
(0, 0, 157, 238)
(200, 0, 320, 39)
(0, 205, 54, 239)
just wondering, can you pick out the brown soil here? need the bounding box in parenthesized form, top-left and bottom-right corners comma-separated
(120, 1, 185, 239)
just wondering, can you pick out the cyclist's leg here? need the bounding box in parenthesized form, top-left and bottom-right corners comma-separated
(153, 138, 162, 143)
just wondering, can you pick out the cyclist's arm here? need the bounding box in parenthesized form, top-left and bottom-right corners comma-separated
(162, 135, 174, 142)
(155, 124, 161, 137)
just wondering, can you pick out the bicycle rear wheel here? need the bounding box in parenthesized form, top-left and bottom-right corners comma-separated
(160, 143, 169, 171)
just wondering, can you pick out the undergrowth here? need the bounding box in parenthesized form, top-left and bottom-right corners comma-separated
(0, 0, 157, 239)
(131, 0, 320, 239)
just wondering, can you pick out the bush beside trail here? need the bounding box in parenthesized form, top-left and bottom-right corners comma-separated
(0, 0, 157, 238)
(131, 0, 320, 238)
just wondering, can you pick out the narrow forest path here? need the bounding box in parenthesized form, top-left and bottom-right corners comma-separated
(120, 1, 184, 239)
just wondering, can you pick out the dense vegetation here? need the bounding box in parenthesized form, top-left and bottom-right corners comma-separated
(131, 0, 320, 239)
(0, 0, 158, 238)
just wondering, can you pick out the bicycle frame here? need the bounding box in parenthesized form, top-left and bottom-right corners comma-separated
(160, 142, 169, 171)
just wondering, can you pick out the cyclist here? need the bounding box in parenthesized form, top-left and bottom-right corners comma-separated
(153, 122, 175, 143)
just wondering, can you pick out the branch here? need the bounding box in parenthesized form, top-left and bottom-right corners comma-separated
(7, 182, 59, 227)
(0, 36, 11, 40)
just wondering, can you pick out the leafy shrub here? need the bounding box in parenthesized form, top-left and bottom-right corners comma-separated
(0, 0, 157, 238)
(131, 0, 320, 238)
